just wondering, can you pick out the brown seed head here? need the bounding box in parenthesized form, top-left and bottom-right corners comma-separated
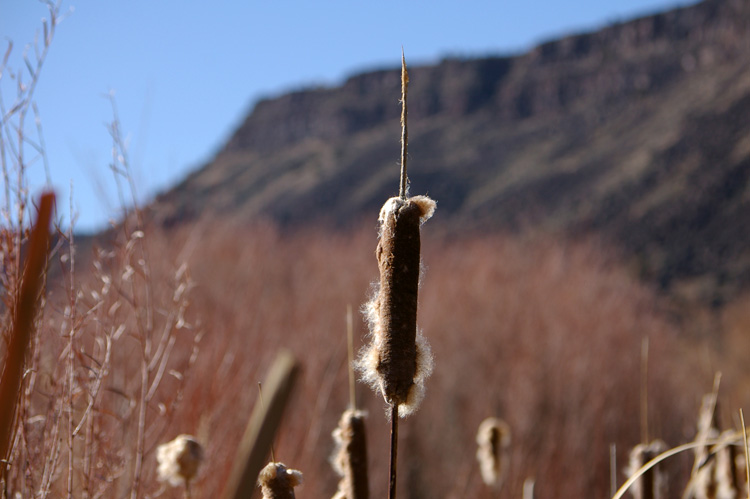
(258, 462, 303, 499)
(331, 409, 369, 499)
(625, 440, 667, 499)
(357, 195, 435, 417)
(476, 417, 511, 488)
(156, 434, 204, 487)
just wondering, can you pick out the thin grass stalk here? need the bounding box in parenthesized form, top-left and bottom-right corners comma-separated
(38, 397, 64, 498)
(611, 444, 618, 497)
(640, 337, 649, 445)
(347, 305, 355, 411)
(31, 102, 51, 186)
(64, 187, 79, 499)
(104, 101, 158, 499)
(741, 410, 750, 499)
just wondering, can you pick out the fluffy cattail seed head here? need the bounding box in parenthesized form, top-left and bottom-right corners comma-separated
(476, 417, 511, 488)
(684, 394, 739, 499)
(258, 462, 303, 499)
(357, 195, 436, 417)
(156, 434, 204, 487)
(331, 409, 369, 499)
(625, 440, 667, 499)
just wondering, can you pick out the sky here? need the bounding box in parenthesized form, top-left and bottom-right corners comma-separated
(1, 0, 696, 233)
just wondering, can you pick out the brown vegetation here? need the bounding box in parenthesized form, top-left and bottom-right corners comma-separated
(4, 195, 749, 499)
(6, 3, 750, 498)
(54, 219, 714, 499)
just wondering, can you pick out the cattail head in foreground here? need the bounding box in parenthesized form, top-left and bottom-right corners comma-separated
(258, 462, 303, 499)
(331, 409, 369, 499)
(624, 440, 667, 499)
(476, 417, 511, 488)
(357, 195, 436, 417)
(156, 434, 204, 487)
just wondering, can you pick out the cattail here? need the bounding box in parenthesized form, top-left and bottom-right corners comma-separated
(522, 478, 536, 499)
(685, 432, 740, 499)
(358, 52, 433, 499)
(357, 195, 436, 417)
(331, 409, 369, 499)
(476, 417, 511, 488)
(258, 462, 303, 499)
(684, 393, 739, 499)
(156, 434, 204, 487)
(624, 440, 667, 499)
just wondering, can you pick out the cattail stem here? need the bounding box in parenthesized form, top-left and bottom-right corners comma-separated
(399, 50, 409, 200)
(640, 337, 649, 444)
(389, 404, 399, 499)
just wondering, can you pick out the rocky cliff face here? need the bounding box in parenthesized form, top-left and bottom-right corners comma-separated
(152, 0, 750, 304)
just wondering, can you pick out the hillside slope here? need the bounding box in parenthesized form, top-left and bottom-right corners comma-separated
(152, 0, 750, 304)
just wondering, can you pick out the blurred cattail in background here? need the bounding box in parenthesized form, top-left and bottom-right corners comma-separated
(332, 305, 370, 499)
(331, 409, 369, 499)
(684, 392, 740, 499)
(625, 440, 668, 499)
(523, 477, 536, 499)
(476, 417, 511, 489)
(258, 462, 303, 499)
(156, 434, 204, 496)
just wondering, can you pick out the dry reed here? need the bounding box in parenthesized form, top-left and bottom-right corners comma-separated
(0, 192, 54, 464)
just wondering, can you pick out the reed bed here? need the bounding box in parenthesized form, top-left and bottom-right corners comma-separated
(6, 7, 750, 499)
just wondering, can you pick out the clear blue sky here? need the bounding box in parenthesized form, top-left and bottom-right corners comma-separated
(1, 0, 694, 233)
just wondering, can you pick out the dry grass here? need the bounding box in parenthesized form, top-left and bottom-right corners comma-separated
(104, 221, 710, 499)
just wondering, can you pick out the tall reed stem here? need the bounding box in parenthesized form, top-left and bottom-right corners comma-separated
(387, 50, 410, 499)
(399, 50, 409, 200)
